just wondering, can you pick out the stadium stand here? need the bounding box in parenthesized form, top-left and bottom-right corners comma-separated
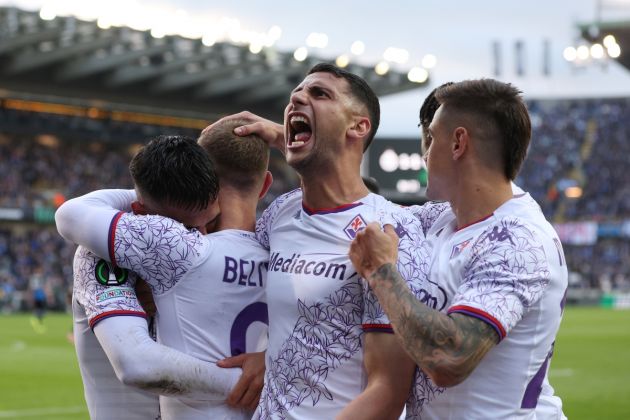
(0, 108, 300, 313)
(2, 96, 630, 312)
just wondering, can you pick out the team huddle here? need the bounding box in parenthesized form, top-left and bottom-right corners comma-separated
(55, 63, 568, 419)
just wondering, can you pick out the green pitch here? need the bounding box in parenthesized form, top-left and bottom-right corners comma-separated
(0, 307, 629, 419)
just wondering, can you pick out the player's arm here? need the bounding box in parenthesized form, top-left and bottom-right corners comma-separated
(337, 332, 415, 419)
(94, 316, 241, 399)
(57, 189, 198, 292)
(203, 111, 285, 153)
(349, 223, 498, 388)
(55, 189, 136, 259)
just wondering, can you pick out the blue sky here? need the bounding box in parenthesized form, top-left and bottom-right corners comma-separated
(3, 0, 630, 135)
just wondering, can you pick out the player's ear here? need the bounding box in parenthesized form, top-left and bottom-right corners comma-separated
(347, 116, 371, 142)
(131, 201, 148, 215)
(452, 127, 469, 160)
(258, 171, 273, 200)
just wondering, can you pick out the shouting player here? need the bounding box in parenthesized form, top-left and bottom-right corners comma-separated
(214, 63, 429, 419)
(349, 79, 567, 419)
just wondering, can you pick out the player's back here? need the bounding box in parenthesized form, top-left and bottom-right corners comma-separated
(72, 246, 160, 420)
(155, 229, 268, 420)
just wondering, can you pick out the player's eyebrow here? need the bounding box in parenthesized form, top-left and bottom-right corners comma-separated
(307, 84, 331, 94)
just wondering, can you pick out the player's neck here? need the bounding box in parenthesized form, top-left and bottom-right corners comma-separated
(450, 173, 513, 230)
(216, 190, 257, 232)
(301, 174, 370, 210)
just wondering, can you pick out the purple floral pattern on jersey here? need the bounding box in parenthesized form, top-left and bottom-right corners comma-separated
(407, 201, 450, 236)
(73, 246, 143, 322)
(258, 201, 430, 418)
(456, 218, 550, 334)
(405, 218, 552, 417)
(113, 214, 206, 295)
(386, 207, 446, 418)
(256, 189, 301, 250)
(258, 280, 365, 419)
(406, 369, 444, 419)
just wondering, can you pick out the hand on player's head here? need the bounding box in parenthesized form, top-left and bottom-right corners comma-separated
(203, 111, 285, 152)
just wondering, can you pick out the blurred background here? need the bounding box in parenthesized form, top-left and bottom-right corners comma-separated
(0, 0, 629, 418)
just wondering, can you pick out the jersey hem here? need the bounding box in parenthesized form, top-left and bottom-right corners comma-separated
(448, 305, 507, 340)
(89, 310, 147, 330)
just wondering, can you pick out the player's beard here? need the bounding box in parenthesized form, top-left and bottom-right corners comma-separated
(287, 136, 335, 177)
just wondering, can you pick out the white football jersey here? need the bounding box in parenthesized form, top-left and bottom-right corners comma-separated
(254, 189, 428, 419)
(405, 191, 568, 419)
(72, 246, 160, 420)
(108, 219, 269, 420)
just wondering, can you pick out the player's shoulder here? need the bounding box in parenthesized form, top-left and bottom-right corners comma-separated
(118, 212, 195, 233)
(116, 212, 207, 251)
(406, 201, 451, 235)
(492, 193, 559, 242)
(272, 188, 303, 208)
(256, 188, 302, 240)
(361, 193, 426, 240)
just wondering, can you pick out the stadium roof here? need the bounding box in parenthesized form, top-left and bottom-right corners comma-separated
(0, 6, 427, 122)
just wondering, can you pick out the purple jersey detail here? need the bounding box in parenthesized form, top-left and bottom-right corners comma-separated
(456, 219, 551, 335)
(112, 213, 206, 295)
(361, 324, 394, 333)
(90, 310, 146, 329)
(108, 211, 125, 265)
(230, 302, 269, 356)
(448, 305, 506, 340)
(344, 214, 367, 239)
(521, 347, 552, 408)
(259, 281, 364, 418)
(407, 201, 450, 236)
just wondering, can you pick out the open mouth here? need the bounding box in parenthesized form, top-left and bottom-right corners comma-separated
(288, 114, 312, 147)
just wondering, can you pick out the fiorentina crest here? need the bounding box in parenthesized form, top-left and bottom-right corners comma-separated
(344, 214, 367, 239)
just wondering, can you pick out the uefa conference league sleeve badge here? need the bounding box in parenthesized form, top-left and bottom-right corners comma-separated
(95, 259, 129, 286)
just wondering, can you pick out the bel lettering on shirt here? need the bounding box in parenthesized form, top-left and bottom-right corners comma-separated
(223, 256, 266, 287)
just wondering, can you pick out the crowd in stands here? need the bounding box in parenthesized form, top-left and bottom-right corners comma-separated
(1, 97, 629, 312)
(0, 120, 299, 313)
(519, 98, 630, 221)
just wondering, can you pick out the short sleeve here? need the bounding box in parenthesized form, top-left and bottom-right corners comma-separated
(73, 246, 146, 329)
(448, 219, 551, 340)
(111, 213, 209, 295)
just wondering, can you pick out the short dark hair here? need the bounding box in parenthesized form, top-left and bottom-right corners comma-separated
(198, 118, 269, 192)
(308, 63, 380, 151)
(419, 82, 454, 153)
(435, 79, 531, 180)
(129, 135, 219, 211)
